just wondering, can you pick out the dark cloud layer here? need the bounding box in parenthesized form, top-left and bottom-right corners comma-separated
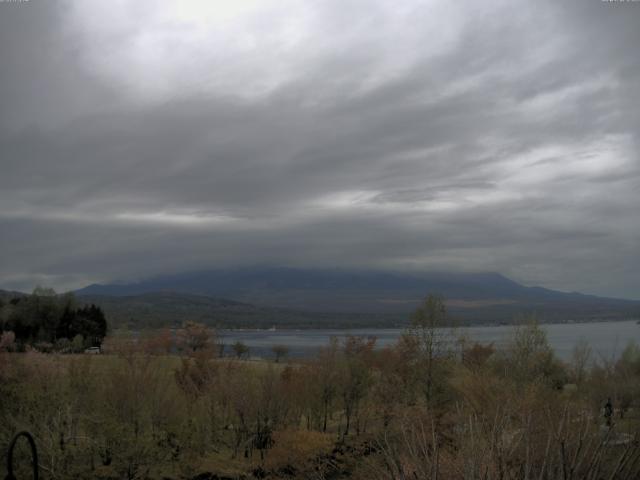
(1, 0, 639, 298)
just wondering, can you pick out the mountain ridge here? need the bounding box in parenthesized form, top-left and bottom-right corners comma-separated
(4, 264, 639, 328)
(74, 267, 639, 319)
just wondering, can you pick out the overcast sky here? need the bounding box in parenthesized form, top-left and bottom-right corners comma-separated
(0, 0, 639, 299)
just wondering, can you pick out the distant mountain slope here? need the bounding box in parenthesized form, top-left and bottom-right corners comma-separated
(0, 288, 25, 295)
(75, 267, 640, 324)
(76, 292, 401, 329)
(0, 289, 27, 302)
(73, 268, 550, 305)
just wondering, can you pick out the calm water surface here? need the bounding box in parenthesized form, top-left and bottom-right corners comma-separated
(220, 320, 640, 361)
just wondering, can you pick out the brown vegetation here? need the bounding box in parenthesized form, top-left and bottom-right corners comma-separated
(2, 296, 640, 479)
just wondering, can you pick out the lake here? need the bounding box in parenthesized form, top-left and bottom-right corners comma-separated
(219, 320, 640, 361)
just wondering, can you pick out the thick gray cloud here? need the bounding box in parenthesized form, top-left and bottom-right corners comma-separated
(1, 0, 639, 298)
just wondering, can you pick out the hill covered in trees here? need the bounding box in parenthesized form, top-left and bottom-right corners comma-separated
(76, 267, 640, 326)
(76, 291, 404, 329)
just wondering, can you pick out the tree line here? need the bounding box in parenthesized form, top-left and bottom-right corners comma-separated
(0, 287, 107, 353)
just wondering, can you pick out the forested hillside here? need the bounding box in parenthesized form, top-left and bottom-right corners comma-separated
(77, 291, 404, 329)
(77, 268, 640, 322)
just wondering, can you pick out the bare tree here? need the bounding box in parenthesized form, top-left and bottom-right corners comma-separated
(271, 344, 290, 363)
(569, 337, 592, 385)
(405, 293, 455, 405)
(339, 336, 375, 436)
(178, 321, 213, 353)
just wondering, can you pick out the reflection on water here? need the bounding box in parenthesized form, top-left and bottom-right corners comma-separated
(219, 320, 640, 361)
